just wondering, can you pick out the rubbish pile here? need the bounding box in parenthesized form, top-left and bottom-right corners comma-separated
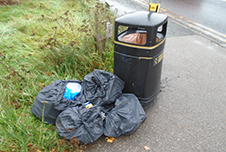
(31, 69, 146, 144)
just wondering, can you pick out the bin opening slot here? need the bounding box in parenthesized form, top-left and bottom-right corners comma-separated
(118, 26, 147, 45)
(118, 25, 162, 45)
(156, 22, 167, 41)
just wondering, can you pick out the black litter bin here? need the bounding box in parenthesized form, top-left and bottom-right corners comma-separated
(114, 11, 168, 104)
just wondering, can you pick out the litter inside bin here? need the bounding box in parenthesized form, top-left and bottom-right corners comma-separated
(122, 33, 147, 45)
(122, 33, 161, 45)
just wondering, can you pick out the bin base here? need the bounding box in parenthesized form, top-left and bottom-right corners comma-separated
(138, 88, 160, 105)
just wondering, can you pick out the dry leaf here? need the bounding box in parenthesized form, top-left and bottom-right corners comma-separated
(50, 148, 57, 152)
(82, 145, 87, 149)
(26, 143, 33, 147)
(106, 137, 115, 143)
(144, 146, 151, 150)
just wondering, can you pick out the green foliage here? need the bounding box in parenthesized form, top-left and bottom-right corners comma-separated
(0, 0, 116, 151)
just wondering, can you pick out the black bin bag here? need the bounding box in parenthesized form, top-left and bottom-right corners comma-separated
(31, 80, 83, 124)
(56, 105, 104, 144)
(104, 94, 147, 138)
(83, 69, 124, 106)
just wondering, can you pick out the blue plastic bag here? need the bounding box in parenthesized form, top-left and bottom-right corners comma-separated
(63, 82, 82, 100)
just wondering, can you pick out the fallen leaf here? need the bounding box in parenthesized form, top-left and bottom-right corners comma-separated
(92, 61, 99, 66)
(50, 148, 57, 152)
(144, 146, 151, 150)
(40, 83, 45, 89)
(58, 139, 67, 146)
(26, 143, 33, 147)
(82, 145, 87, 149)
(51, 127, 56, 131)
(106, 137, 115, 143)
(65, 128, 69, 132)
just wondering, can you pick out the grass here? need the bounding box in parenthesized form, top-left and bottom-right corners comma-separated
(0, 0, 116, 151)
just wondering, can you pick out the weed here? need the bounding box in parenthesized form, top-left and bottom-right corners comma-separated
(0, 0, 116, 151)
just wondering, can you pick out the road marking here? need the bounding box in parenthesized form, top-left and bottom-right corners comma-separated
(134, 0, 226, 45)
(160, 8, 226, 44)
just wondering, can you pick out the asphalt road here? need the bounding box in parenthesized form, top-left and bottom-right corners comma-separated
(160, 0, 226, 35)
(133, 0, 226, 45)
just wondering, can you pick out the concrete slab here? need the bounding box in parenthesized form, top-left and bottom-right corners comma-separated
(84, 35, 226, 152)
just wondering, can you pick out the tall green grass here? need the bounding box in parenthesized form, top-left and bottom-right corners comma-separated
(0, 0, 116, 151)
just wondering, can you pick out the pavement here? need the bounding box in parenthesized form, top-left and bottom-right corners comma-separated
(84, 0, 226, 151)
